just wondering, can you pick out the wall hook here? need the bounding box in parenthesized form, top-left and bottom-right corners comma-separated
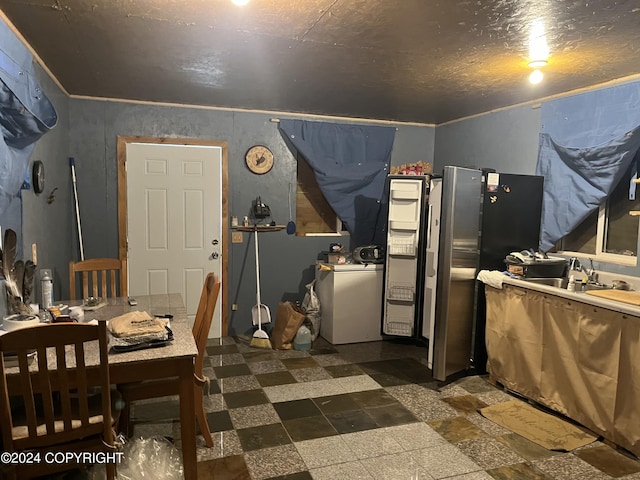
(47, 187, 58, 204)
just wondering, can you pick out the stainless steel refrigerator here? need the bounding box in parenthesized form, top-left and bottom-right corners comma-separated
(428, 166, 544, 381)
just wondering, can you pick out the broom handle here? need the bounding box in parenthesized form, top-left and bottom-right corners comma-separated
(254, 229, 262, 328)
(70, 157, 85, 261)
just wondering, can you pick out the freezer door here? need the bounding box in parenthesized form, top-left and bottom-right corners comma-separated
(432, 166, 482, 381)
(471, 172, 544, 372)
(382, 177, 427, 337)
(424, 178, 442, 367)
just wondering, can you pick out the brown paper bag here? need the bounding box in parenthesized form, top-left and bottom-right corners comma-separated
(272, 301, 306, 350)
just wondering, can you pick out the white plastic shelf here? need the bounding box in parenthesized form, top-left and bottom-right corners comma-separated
(390, 190, 420, 200)
(384, 320, 413, 336)
(388, 241, 416, 256)
(389, 220, 418, 231)
(388, 284, 414, 302)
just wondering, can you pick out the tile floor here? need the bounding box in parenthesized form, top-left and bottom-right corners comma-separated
(128, 336, 640, 480)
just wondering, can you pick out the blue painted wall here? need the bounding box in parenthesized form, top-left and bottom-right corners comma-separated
(66, 99, 434, 334)
(434, 104, 542, 175)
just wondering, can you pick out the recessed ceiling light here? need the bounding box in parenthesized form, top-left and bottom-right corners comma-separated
(232, 0, 250, 5)
(529, 69, 544, 84)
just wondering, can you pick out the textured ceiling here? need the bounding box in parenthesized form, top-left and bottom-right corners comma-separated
(1, 0, 640, 124)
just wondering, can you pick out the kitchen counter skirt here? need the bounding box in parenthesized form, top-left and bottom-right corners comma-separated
(485, 284, 640, 457)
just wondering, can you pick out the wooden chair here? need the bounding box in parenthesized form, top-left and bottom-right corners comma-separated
(69, 258, 127, 300)
(118, 272, 221, 447)
(0, 321, 116, 479)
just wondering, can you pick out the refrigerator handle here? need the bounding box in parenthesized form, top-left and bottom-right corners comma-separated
(426, 252, 436, 277)
(426, 204, 433, 250)
(425, 203, 437, 278)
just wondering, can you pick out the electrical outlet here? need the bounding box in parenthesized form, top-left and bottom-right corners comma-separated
(232, 232, 243, 243)
(232, 303, 238, 311)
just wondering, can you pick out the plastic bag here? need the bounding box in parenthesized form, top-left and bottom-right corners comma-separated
(301, 280, 321, 341)
(89, 436, 184, 479)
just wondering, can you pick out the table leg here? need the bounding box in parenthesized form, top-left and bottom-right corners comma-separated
(179, 359, 197, 480)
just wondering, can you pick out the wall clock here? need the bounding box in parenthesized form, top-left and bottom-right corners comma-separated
(32, 160, 45, 194)
(245, 145, 274, 174)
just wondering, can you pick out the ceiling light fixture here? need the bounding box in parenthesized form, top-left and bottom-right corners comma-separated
(528, 19, 549, 69)
(232, 0, 249, 5)
(529, 69, 544, 84)
(528, 59, 548, 68)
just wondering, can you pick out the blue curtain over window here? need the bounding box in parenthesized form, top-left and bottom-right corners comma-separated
(536, 127, 640, 252)
(536, 81, 640, 252)
(0, 41, 58, 215)
(278, 120, 395, 247)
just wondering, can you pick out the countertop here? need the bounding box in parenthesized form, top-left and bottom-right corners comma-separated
(500, 275, 640, 317)
(316, 261, 383, 272)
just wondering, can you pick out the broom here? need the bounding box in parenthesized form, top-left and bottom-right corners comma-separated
(250, 229, 272, 349)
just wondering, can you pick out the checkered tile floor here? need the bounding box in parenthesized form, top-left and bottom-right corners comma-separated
(125, 336, 640, 480)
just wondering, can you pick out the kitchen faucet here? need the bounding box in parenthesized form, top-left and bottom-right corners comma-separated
(587, 258, 598, 283)
(568, 257, 598, 283)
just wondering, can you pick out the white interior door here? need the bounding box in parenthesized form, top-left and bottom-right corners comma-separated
(126, 143, 222, 338)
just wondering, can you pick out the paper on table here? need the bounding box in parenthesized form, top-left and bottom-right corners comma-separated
(108, 311, 167, 337)
(83, 301, 107, 311)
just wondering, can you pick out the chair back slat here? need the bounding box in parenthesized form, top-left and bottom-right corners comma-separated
(69, 258, 127, 300)
(92, 271, 99, 297)
(56, 343, 73, 431)
(109, 270, 117, 299)
(74, 343, 91, 426)
(20, 350, 40, 438)
(0, 355, 11, 448)
(81, 271, 88, 299)
(37, 345, 56, 435)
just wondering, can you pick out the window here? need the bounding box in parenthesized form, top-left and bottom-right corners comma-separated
(295, 153, 347, 236)
(560, 163, 640, 265)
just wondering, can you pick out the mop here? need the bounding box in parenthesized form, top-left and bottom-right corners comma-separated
(69, 157, 85, 261)
(250, 229, 272, 349)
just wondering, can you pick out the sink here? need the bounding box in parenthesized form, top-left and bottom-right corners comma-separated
(521, 277, 568, 288)
(578, 282, 612, 291)
(520, 277, 613, 291)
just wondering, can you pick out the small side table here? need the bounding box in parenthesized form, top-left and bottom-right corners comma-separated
(233, 225, 286, 233)
(232, 225, 285, 329)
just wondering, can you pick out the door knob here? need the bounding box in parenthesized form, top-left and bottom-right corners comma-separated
(211, 252, 219, 259)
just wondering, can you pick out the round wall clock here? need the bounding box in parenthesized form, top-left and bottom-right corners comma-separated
(32, 160, 45, 194)
(245, 145, 274, 174)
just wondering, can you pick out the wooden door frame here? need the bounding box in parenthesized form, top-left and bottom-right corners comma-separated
(117, 136, 229, 336)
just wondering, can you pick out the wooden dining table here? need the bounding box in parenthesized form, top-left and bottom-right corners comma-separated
(4, 294, 199, 480)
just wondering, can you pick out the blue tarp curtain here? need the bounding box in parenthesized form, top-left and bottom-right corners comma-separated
(278, 120, 395, 247)
(536, 81, 640, 252)
(0, 44, 58, 215)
